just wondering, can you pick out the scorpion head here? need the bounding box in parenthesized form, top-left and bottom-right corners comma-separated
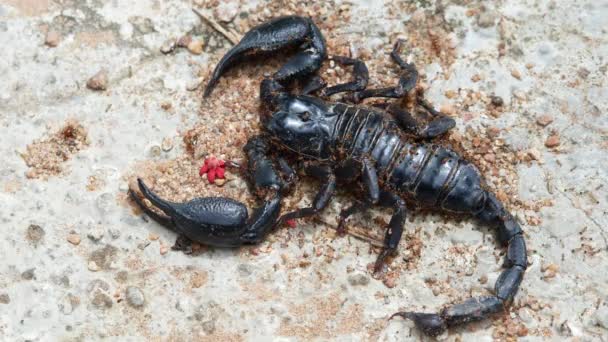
(265, 95, 337, 160)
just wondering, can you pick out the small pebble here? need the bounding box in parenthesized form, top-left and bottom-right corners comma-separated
(160, 39, 176, 54)
(96, 193, 113, 214)
(21, 268, 35, 280)
(148, 145, 161, 157)
(160, 245, 169, 255)
(542, 263, 559, 279)
(545, 135, 560, 148)
(161, 137, 173, 152)
(513, 90, 527, 100)
(91, 292, 112, 309)
(67, 233, 81, 245)
(87, 69, 108, 91)
(177, 35, 192, 48)
(160, 102, 172, 111)
(187, 40, 204, 55)
(483, 153, 496, 162)
(148, 233, 159, 241)
(214, 1, 239, 22)
(444, 90, 457, 99)
(214, 178, 226, 186)
(490, 95, 504, 107)
(511, 69, 522, 80)
(477, 11, 497, 28)
(45, 30, 61, 47)
(186, 77, 204, 91)
(0, 293, 10, 304)
(536, 114, 554, 127)
(26, 224, 45, 244)
(138, 240, 151, 250)
(527, 148, 541, 161)
(88, 261, 101, 272)
(87, 228, 104, 242)
(109, 228, 121, 239)
(347, 273, 370, 286)
(126, 286, 145, 308)
(440, 104, 455, 116)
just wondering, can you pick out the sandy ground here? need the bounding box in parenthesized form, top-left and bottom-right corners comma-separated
(1, 0, 607, 341)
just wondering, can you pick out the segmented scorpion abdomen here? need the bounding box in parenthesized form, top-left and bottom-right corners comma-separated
(329, 102, 486, 213)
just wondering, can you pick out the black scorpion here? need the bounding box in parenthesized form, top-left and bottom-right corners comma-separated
(131, 16, 527, 337)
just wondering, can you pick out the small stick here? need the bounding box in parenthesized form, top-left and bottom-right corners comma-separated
(315, 218, 385, 248)
(192, 8, 240, 45)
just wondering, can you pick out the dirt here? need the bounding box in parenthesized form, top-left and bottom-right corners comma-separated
(21, 120, 89, 179)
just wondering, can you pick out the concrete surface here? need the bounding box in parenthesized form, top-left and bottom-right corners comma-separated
(0, 0, 607, 341)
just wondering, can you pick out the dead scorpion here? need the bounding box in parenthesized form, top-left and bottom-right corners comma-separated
(130, 16, 527, 337)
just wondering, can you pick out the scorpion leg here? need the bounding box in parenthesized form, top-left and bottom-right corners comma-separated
(374, 192, 406, 273)
(362, 158, 380, 204)
(334, 158, 380, 233)
(335, 191, 406, 273)
(300, 75, 327, 95)
(322, 56, 369, 96)
(386, 104, 455, 139)
(352, 40, 418, 102)
(393, 187, 527, 336)
(336, 200, 366, 235)
(277, 164, 336, 226)
(204, 16, 326, 97)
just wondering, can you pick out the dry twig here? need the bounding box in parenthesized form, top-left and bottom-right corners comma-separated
(315, 218, 385, 248)
(192, 8, 240, 45)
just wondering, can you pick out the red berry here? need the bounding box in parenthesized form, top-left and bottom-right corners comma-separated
(207, 156, 218, 168)
(207, 168, 216, 183)
(199, 164, 209, 176)
(285, 219, 297, 228)
(216, 167, 225, 179)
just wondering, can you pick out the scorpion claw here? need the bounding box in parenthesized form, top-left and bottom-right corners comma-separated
(390, 311, 447, 337)
(204, 16, 326, 97)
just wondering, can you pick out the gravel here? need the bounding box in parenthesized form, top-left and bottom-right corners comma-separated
(125, 286, 145, 308)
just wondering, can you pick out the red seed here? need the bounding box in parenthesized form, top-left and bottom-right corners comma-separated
(286, 219, 297, 228)
(207, 156, 219, 168)
(199, 164, 209, 176)
(216, 167, 225, 179)
(207, 169, 216, 183)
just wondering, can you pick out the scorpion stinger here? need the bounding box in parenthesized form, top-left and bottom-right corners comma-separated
(204, 16, 327, 97)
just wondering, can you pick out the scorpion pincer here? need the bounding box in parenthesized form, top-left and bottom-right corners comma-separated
(130, 135, 294, 247)
(132, 15, 527, 337)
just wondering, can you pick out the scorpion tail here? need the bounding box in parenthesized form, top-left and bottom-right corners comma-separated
(136, 178, 179, 217)
(204, 16, 326, 97)
(393, 192, 527, 337)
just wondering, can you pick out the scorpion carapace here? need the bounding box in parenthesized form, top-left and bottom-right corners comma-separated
(131, 15, 527, 337)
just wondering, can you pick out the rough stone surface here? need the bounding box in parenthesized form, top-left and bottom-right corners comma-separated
(0, 0, 606, 341)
